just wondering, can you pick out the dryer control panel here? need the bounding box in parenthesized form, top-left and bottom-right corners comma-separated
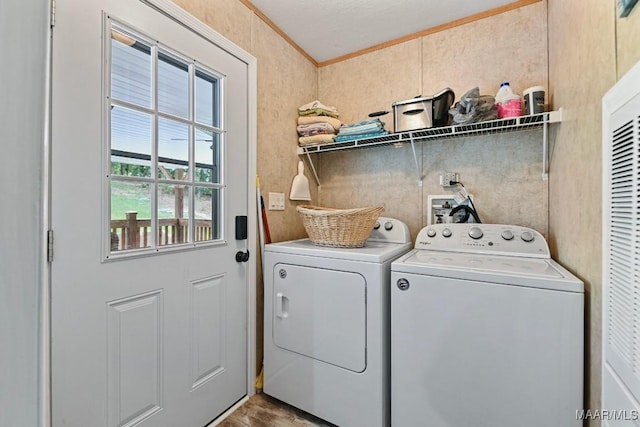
(415, 223, 550, 258)
(369, 217, 411, 244)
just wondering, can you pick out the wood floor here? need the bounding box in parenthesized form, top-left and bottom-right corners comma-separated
(215, 393, 336, 427)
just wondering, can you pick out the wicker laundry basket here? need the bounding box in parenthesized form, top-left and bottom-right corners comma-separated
(296, 205, 384, 248)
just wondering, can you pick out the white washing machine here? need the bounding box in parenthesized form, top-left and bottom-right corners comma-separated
(263, 217, 412, 427)
(391, 223, 584, 427)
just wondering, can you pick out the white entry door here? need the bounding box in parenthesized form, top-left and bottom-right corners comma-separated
(51, 0, 252, 426)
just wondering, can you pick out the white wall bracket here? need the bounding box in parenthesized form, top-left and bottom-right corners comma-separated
(409, 135, 424, 186)
(304, 151, 321, 189)
(542, 108, 563, 180)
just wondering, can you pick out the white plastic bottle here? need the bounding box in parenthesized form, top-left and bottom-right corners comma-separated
(495, 82, 522, 118)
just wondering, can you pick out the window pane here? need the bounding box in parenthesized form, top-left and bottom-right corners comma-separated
(110, 181, 152, 251)
(111, 28, 152, 108)
(111, 106, 152, 178)
(194, 187, 220, 242)
(158, 118, 189, 179)
(158, 51, 189, 119)
(158, 184, 191, 246)
(106, 21, 226, 256)
(195, 128, 220, 183)
(195, 70, 219, 127)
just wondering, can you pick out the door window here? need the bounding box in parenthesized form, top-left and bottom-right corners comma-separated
(106, 20, 224, 258)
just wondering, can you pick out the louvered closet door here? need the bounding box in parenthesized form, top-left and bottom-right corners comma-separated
(602, 60, 640, 421)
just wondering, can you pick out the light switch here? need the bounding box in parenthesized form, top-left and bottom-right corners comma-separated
(268, 192, 285, 210)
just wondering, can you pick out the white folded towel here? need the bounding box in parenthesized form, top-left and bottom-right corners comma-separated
(298, 100, 339, 114)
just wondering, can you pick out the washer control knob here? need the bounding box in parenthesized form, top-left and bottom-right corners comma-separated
(426, 228, 437, 238)
(373, 221, 381, 230)
(442, 228, 452, 238)
(468, 226, 483, 240)
(521, 231, 535, 242)
(397, 278, 410, 291)
(384, 221, 393, 231)
(501, 230, 514, 241)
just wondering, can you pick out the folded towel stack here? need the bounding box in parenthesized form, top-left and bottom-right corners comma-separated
(298, 100, 339, 118)
(334, 118, 388, 142)
(297, 100, 342, 146)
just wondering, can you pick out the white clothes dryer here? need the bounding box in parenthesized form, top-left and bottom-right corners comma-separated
(391, 223, 584, 427)
(263, 217, 412, 427)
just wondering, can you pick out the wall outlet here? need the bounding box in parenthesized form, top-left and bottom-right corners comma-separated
(439, 172, 459, 187)
(268, 192, 285, 210)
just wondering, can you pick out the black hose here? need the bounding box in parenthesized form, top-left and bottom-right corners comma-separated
(449, 204, 482, 224)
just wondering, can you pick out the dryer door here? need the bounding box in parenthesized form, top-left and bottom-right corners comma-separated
(272, 263, 366, 372)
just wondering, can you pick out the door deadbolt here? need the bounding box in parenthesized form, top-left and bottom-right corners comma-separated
(235, 250, 250, 262)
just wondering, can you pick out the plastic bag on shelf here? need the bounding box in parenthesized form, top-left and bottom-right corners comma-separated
(449, 87, 498, 125)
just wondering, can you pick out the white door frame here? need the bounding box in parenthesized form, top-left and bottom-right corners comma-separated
(42, 1, 257, 424)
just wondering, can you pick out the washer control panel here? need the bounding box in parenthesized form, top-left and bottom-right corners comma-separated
(369, 217, 411, 244)
(415, 223, 549, 258)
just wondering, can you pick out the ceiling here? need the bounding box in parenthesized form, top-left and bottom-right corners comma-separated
(247, 0, 527, 64)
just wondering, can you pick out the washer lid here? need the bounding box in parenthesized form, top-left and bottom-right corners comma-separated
(392, 250, 584, 293)
(266, 238, 412, 263)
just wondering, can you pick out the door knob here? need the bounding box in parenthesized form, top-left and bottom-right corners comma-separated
(235, 250, 250, 262)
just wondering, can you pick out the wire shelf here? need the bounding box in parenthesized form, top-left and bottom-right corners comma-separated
(297, 111, 560, 155)
(297, 110, 562, 186)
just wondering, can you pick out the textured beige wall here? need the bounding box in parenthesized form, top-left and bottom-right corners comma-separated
(422, 2, 548, 106)
(547, 0, 617, 424)
(318, 3, 549, 242)
(319, 40, 422, 126)
(548, 1, 640, 423)
(318, 132, 547, 244)
(172, 0, 252, 53)
(250, 17, 318, 243)
(314, 145, 423, 241)
(617, 6, 640, 77)
(317, 40, 423, 238)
